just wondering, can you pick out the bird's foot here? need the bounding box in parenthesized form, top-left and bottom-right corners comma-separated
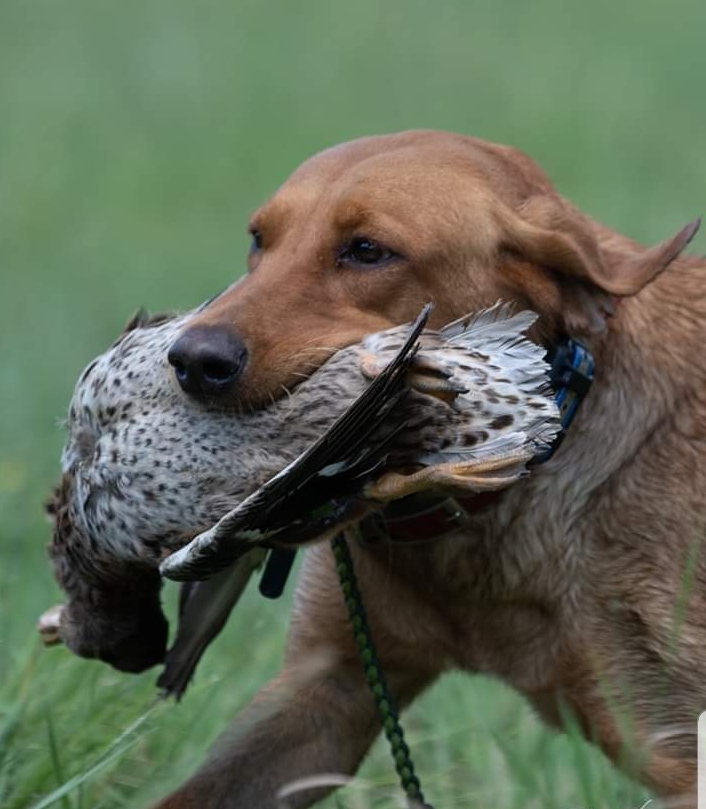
(364, 449, 532, 501)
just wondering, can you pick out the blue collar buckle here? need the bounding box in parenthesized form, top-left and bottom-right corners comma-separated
(532, 337, 595, 465)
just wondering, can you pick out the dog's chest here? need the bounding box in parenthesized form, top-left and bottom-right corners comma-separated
(364, 477, 588, 690)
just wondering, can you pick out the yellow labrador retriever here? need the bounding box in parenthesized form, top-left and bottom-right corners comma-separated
(153, 131, 704, 808)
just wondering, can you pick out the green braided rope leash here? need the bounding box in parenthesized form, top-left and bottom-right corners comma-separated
(331, 533, 433, 809)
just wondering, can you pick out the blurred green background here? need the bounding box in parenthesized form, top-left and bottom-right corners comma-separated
(1, 1, 705, 807)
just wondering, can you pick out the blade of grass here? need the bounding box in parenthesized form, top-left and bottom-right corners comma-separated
(45, 709, 72, 809)
(29, 702, 160, 809)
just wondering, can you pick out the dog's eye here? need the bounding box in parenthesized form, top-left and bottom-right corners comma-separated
(249, 228, 263, 253)
(338, 237, 395, 268)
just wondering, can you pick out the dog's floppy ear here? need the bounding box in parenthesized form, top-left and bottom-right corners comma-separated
(497, 195, 700, 334)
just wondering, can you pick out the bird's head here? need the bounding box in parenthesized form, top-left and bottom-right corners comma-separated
(45, 474, 169, 672)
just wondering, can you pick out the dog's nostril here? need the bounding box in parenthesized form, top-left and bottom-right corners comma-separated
(201, 360, 238, 384)
(171, 360, 188, 381)
(167, 326, 247, 398)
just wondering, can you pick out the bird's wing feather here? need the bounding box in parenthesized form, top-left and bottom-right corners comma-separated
(160, 304, 432, 582)
(440, 302, 536, 347)
(416, 430, 532, 466)
(157, 549, 267, 698)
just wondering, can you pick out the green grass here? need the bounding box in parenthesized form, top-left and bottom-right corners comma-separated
(1, 1, 705, 806)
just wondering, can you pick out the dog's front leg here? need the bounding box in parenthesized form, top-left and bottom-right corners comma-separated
(153, 543, 440, 809)
(153, 667, 387, 809)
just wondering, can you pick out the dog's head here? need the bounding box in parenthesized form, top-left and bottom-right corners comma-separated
(166, 130, 698, 408)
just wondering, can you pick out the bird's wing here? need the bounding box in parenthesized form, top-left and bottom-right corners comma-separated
(160, 304, 432, 582)
(157, 548, 267, 699)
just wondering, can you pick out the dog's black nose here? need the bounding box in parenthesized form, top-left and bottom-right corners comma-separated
(168, 326, 247, 397)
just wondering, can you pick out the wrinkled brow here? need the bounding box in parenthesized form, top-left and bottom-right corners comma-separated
(331, 202, 413, 251)
(250, 186, 320, 230)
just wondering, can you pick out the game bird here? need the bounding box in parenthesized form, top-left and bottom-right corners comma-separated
(41, 303, 560, 694)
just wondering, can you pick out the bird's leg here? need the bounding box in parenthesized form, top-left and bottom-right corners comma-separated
(364, 449, 532, 501)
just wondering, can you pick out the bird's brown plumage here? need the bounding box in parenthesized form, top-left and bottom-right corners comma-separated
(42, 302, 558, 680)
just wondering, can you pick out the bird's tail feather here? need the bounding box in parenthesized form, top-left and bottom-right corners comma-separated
(441, 302, 537, 346)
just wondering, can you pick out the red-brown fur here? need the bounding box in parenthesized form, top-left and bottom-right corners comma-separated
(153, 131, 705, 808)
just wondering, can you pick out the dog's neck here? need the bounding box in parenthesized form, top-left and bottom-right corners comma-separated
(542, 259, 704, 500)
